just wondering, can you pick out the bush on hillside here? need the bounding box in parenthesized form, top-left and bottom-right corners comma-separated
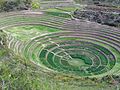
(0, 0, 32, 12)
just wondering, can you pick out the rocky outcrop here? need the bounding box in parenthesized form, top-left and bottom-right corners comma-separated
(73, 9, 120, 28)
(0, 30, 7, 47)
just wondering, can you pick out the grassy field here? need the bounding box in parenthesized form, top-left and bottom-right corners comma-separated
(0, 6, 120, 89)
(5, 25, 61, 41)
(1, 25, 115, 90)
(0, 46, 109, 90)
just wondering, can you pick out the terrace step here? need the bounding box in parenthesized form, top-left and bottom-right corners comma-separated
(1, 11, 120, 78)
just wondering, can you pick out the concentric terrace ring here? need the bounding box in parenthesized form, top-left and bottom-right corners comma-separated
(23, 31, 120, 77)
(0, 11, 120, 78)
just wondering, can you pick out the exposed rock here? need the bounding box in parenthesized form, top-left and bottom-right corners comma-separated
(73, 7, 120, 28)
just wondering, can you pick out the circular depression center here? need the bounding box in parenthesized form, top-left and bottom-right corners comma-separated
(39, 40, 116, 76)
(22, 30, 120, 77)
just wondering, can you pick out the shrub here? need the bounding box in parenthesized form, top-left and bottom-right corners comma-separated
(0, 0, 32, 12)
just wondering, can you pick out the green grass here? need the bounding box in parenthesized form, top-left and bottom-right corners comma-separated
(0, 6, 119, 89)
(58, 7, 77, 12)
(0, 49, 7, 56)
(0, 48, 107, 90)
(6, 25, 61, 41)
(44, 7, 77, 12)
(45, 11, 71, 18)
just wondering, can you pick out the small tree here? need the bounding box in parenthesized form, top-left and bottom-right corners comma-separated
(31, 2, 40, 9)
(0, 0, 32, 12)
(0, 0, 5, 12)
